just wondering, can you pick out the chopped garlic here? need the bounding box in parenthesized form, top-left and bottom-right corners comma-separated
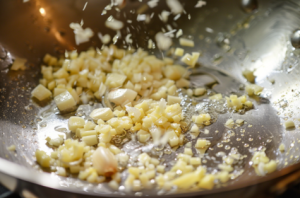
(108, 89, 137, 105)
(195, 0, 207, 8)
(69, 23, 94, 45)
(195, 139, 210, 149)
(209, 94, 222, 100)
(32, 45, 267, 192)
(68, 116, 85, 133)
(7, 145, 16, 151)
(105, 18, 124, 30)
(179, 38, 195, 47)
(105, 73, 127, 88)
(167, 95, 182, 105)
(90, 108, 114, 121)
(226, 95, 252, 110)
(251, 151, 277, 176)
(148, 0, 159, 8)
(155, 32, 172, 50)
(159, 10, 170, 23)
(54, 91, 77, 112)
(11, 58, 26, 70)
(181, 52, 200, 67)
(176, 29, 183, 38)
(35, 150, 51, 168)
(176, 78, 190, 88)
(198, 174, 215, 190)
(56, 167, 67, 177)
(242, 69, 256, 83)
(225, 119, 234, 129)
(279, 143, 285, 152)
(98, 33, 111, 44)
(93, 147, 118, 177)
(174, 48, 184, 56)
(166, 0, 183, 14)
(46, 135, 64, 147)
(245, 84, 264, 96)
(31, 84, 52, 101)
(284, 120, 295, 129)
(194, 88, 206, 96)
(190, 124, 199, 133)
(192, 114, 211, 125)
(236, 119, 244, 126)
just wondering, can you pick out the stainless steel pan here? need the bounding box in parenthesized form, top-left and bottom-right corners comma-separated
(1, 0, 300, 197)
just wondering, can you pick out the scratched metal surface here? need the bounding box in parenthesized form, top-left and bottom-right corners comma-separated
(1, 0, 300, 197)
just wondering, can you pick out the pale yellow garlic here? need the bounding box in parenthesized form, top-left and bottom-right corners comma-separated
(89, 108, 114, 121)
(92, 147, 118, 177)
(31, 84, 52, 101)
(54, 91, 77, 111)
(108, 89, 137, 105)
(68, 116, 85, 133)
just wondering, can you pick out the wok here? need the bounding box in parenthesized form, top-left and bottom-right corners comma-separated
(1, 0, 300, 197)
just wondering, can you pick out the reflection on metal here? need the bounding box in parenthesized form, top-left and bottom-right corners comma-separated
(39, 8, 46, 16)
(241, 0, 258, 13)
(291, 29, 300, 48)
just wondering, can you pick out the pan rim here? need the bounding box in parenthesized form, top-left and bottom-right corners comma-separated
(0, 157, 299, 197)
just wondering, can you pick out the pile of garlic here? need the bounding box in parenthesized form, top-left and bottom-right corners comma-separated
(251, 151, 277, 176)
(31, 45, 276, 192)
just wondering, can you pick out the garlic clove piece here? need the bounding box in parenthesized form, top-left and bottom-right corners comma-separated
(92, 147, 118, 177)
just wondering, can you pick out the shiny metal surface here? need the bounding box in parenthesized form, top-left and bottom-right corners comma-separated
(1, 0, 300, 197)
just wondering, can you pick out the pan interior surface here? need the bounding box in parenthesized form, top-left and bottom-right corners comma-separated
(1, 0, 300, 196)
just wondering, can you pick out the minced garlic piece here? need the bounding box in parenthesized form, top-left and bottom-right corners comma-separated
(54, 91, 77, 112)
(31, 84, 52, 101)
(176, 78, 190, 88)
(242, 69, 256, 83)
(190, 124, 199, 133)
(33, 45, 256, 192)
(11, 58, 27, 70)
(174, 48, 184, 56)
(167, 95, 182, 105)
(7, 145, 16, 151)
(195, 139, 210, 149)
(179, 38, 195, 47)
(209, 93, 222, 100)
(90, 108, 114, 121)
(46, 135, 64, 147)
(236, 119, 244, 126)
(251, 151, 277, 176)
(181, 52, 200, 67)
(35, 150, 51, 168)
(225, 119, 234, 129)
(226, 95, 252, 110)
(198, 174, 215, 190)
(194, 88, 206, 96)
(279, 143, 285, 152)
(245, 84, 264, 96)
(192, 114, 211, 125)
(284, 120, 295, 129)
